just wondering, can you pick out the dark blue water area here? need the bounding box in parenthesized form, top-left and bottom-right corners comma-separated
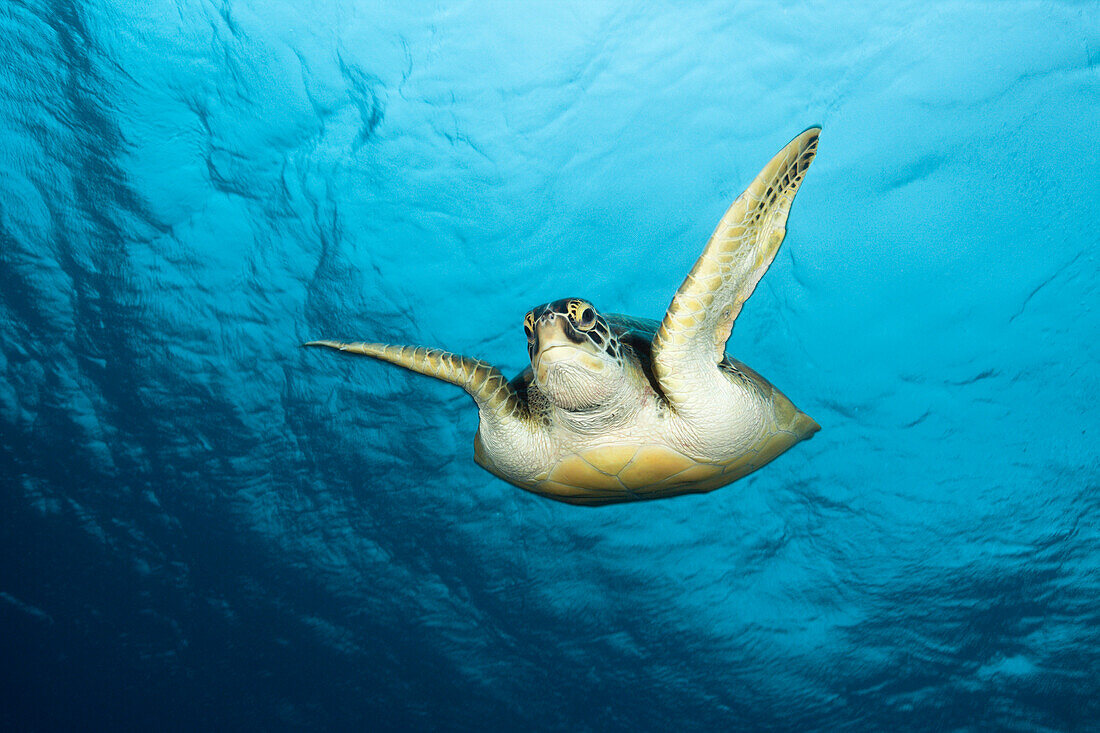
(2, 1, 1098, 730)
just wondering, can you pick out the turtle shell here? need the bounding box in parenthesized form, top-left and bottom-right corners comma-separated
(522, 424, 804, 506)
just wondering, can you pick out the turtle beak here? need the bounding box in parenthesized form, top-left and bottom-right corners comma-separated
(534, 314, 570, 350)
(533, 315, 605, 379)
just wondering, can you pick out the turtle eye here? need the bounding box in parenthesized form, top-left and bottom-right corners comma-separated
(576, 307, 597, 331)
(523, 313, 535, 341)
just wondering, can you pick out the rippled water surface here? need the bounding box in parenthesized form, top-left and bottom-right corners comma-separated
(2, 1, 1098, 730)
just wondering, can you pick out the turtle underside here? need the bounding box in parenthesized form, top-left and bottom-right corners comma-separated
(473, 328, 817, 506)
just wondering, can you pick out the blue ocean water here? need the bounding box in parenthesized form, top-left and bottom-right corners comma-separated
(2, 0, 1098, 729)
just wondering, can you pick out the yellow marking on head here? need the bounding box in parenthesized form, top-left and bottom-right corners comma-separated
(523, 312, 536, 342)
(566, 299, 597, 331)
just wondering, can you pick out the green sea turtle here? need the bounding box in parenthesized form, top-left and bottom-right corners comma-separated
(306, 128, 821, 506)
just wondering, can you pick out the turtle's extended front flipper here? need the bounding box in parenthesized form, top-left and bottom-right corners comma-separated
(651, 128, 819, 415)
(304, 340, 526, 421)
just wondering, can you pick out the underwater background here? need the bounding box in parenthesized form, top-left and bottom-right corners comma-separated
(2, 0, 1098, 730)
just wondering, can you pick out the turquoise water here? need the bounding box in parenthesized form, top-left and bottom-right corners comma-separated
(2, 1, 1098, 730)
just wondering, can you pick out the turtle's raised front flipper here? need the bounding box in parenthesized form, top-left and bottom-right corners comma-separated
(304, 340, 526, 421)
(651, 128, 819, 413)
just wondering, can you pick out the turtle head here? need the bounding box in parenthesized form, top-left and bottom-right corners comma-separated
(524, 298, 628, 411)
